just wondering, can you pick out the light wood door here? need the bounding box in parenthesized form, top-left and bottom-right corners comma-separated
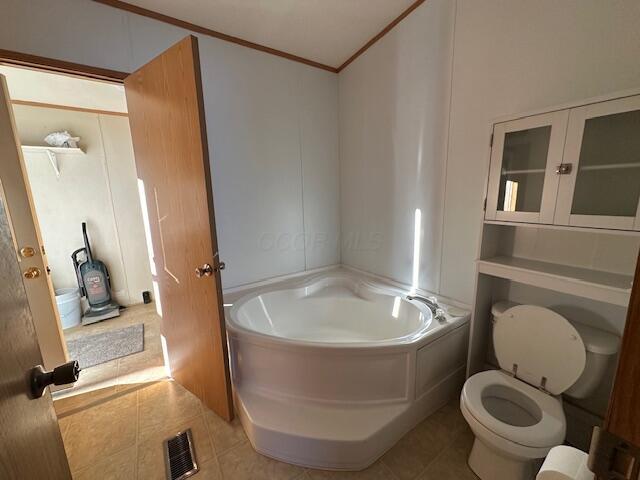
(554, 95, 640, 231)
(124, 36, 233, 421)
(0, 178, 71, 478)
(486, 111, 569, 224)
(589, 249, 640, 479)
(0, 75, 68, 372)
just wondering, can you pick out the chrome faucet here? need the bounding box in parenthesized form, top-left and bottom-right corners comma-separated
(406, 295, 447, 322)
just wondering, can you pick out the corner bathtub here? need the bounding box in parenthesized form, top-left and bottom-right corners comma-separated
(226, 271, 470, 470)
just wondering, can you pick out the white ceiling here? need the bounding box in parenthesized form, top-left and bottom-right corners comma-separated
(121, 0, 417, 68)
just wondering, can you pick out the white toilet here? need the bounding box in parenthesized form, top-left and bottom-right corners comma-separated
(460, 302, 619, 480)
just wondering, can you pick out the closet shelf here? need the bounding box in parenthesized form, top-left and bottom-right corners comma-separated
(21, 145, 85, 154)
(21, 145, 85, 179)
(477, 255, 632, 307)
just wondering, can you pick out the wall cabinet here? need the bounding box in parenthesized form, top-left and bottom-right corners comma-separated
(485, 94, 640, 231)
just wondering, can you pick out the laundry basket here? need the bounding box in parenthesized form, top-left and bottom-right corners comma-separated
(55, 288, 82, 329)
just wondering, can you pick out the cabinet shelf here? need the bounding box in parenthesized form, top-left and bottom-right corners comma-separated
(501, 168, 546, 175)
(477, 255, 632, 307)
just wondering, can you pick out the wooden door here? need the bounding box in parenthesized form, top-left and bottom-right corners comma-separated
(588, 249, 640, 479)
(124, 36, 233, 421)
(0, 75, 68, 372)
(485, 111, 568, 224)
(0, 180, 71, 478)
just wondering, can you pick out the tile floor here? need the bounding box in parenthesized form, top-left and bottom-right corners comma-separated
(58, 378, 478, 480)
(54, 303, 167, 416)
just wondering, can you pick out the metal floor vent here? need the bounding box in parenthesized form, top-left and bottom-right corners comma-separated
(164, 429, 199, 480)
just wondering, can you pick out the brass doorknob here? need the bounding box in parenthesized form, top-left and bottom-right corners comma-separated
(23, 267, 41, 279)
(195, 264, 213, 278)
(20, 246, 36, 258)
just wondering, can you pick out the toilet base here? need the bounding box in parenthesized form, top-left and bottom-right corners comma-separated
(468, 437, 541, 480)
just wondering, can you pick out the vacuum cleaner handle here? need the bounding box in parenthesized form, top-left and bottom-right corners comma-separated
(71, 247, 87, 297)
(82, 222, 93, 263)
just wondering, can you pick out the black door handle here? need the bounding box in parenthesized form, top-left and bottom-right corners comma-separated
(30, 360, 81, 399)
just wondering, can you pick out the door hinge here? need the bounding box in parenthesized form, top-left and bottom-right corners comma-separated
(588, 426, 640, 480)
(483, 197, 487, 211)
(490, 133, 494, 147)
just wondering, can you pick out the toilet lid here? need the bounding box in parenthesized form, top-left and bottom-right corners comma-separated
(493, 305, 586, 395)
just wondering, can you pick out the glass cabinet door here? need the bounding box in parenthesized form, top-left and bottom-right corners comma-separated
(485, 111, 568, 223)
(555, 95, 640, 230)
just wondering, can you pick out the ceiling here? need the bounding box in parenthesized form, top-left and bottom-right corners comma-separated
(116, 0, 417, 69)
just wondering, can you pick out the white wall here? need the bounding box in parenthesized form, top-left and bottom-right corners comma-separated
(339, 0, 640, 304)
(442, 0, 640, 303)
(0, 0, 340, 289)
(339, 0, 455, 293)
(5, 0, 640, 302)
(15, 104, 152, 305)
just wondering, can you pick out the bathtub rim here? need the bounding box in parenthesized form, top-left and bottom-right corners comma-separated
(226, 270, 469, 351)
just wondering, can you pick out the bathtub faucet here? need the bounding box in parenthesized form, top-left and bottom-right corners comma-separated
(406, 295, 447, 322)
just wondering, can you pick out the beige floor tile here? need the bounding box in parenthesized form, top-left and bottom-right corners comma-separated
(57, 415, 72, 440)
(429, 398, 466, 433)
(218, 441, 304, 480)
(72, 445, 137, 480)
(137, 381, 203, 442)
(202, 407, 247, 454)
(63, 390, 138, 473)
(417, 427, 478, 480)
(56, 303, 164, 411)
(55, 386, 118, 416)
(294, 474, 313, 480)
(307, 461, 396, 480)
(381, 417, 457, 480)
(117, 346, 166, 389)
(137, 413, 214, 479)
(194, 456, 224, 480)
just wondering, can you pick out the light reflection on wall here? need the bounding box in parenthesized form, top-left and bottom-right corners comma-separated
(137, 178, 162, 318)
(411, 208, 422, 292)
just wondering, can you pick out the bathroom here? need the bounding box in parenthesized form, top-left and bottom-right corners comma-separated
(0, 1, 639, 480)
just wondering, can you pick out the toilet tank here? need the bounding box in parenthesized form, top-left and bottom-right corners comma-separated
(490, 301, 619, 399)
(563, 321, 619, 399)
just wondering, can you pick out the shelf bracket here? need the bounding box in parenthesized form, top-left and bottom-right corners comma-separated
(45, 149, 60, 179)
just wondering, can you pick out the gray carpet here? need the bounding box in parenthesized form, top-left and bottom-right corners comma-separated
(67, 324, 145, 368)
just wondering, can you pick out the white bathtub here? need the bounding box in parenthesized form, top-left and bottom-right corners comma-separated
(226, 270, 470, 470)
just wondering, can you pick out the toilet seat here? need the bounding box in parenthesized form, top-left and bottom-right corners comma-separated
(461, 370, 566, 448)
(493, 305, 586, 395)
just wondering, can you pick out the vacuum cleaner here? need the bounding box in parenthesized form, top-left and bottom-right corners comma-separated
(72, 222, 121, 325)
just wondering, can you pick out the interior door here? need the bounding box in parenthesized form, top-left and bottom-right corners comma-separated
(124, 36, 233, 421)
(0, 75, 68, 372)
(0, 183, 71, 478)
(588, 249, 640, 479)
(554, 95, 640, 230)
(485, 110, 569, 224)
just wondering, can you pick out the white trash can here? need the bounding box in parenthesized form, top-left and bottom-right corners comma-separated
(55, 288, 82, 329)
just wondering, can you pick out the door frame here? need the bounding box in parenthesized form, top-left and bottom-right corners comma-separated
(2, 48, 234, 418)
(0, 48, 128, 83)
(0, 50, 129, 371)
(589, 249, 640, 479)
